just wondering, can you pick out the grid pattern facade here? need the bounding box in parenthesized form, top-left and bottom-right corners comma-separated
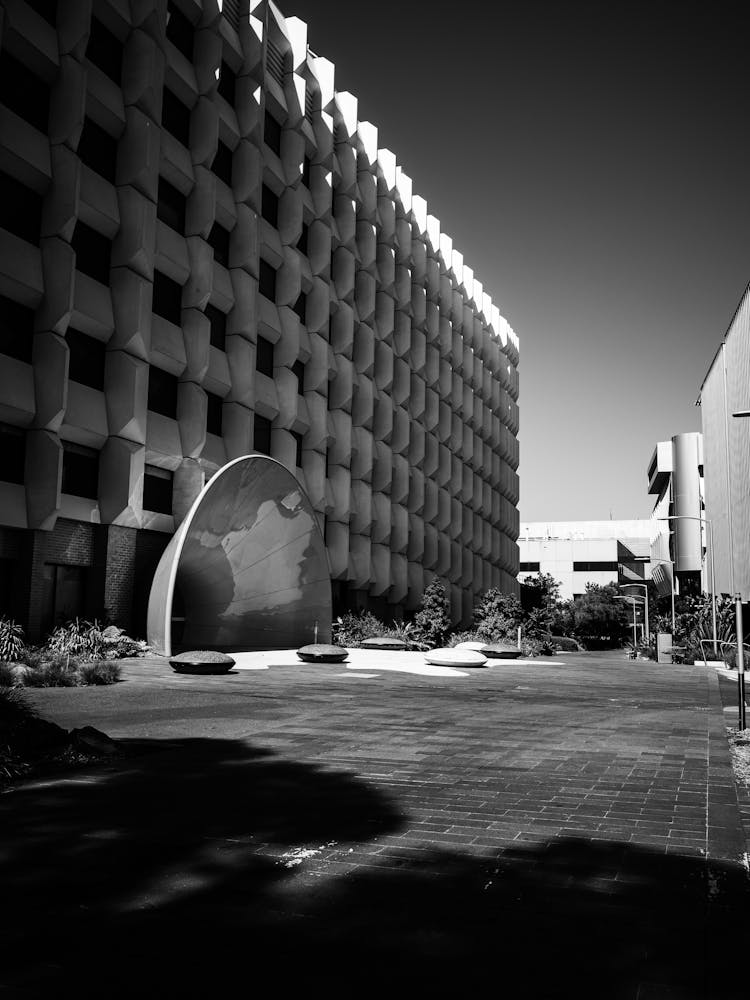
(0, 0, 520, 633)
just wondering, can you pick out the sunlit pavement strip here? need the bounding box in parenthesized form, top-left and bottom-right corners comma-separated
(229, 649, 564, 676)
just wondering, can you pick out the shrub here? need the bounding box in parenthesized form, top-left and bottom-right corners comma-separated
(446, 630, 484, 648)
(412, 579, 452, 648)
(0, 617, 25, 662)
(473, 589, 524, 642)
(46, 620, 150, 661)
(0, 661, 18, 687)
(23, 655, 80, 688)
(332, 611, 386, 646)
(382, 621, 431, 651)
(550, 635, 582, 652)
(78, 660, 121, 685)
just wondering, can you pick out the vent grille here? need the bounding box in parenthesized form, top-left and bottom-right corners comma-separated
(266, 38, 285, 85)
(305, 83, 315, 123)
(221, 0, 241, 32)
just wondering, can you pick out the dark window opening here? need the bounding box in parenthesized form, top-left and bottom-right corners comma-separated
(157, 176, 186, 232)
(72, 221, 111, 285)
(0, 52, 49, 132)
(26, 0, 57, 26)
(301, 155, 311, 188)
(67, 328, 105, 390)
(206, 392, 223, 436)
(292, 292, 306, 325)
(166, 1, 194, 60)
(221, 0, 240, 31)
(298, 222, 309, 255)
(0, 171, 42, 245)
(264, 111, 282, 156)
(208, 222, 230, 267)
(212, 140, 233, 185)
(261, 184, 279, 227)
(205, 303, 226, 351)
(147, 366, 179, 419)
(256, 335, 274, 377)
(324, 448, 329, 478)
(253, 413, 271, 456)
(258, 259, 276, 301)
(143, 465, 173, 514)
(519, 562, 540, 573)
(152, 270, 183, 326)
(41, 564, 87, 636)
(0, 295, 34, 363)
(77, 117, 118, 183)
(573, 561, 619, 572)
(86, 16, 123, 84)
(304, 85, 315, 123)
(61, 442, 99, 499)
(162, 88, 191, 146)
(0, 423, 25, 484)
(292, 430, 303, 468)
(292, 359, 305, 395)
(217, 60, 236, 104)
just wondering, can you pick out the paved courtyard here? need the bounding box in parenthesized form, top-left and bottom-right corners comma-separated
(3, 650, 749, 998)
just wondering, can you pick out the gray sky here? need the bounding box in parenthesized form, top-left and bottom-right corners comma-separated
(286, 0, 750, 521)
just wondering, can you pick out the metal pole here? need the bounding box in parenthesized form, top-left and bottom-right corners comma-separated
(736, 593, 746, 731)
(708, 520, 717, 655)
(631, 601, 637, 648)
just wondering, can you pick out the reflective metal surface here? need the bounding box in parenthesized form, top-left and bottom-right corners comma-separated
(147, 456, 331, 655)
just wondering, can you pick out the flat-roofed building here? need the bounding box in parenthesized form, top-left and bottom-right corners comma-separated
(0, 0, 520, 639)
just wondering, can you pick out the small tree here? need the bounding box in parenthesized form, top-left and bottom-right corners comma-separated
(572, 583, 630, 648)
(472, 588, 524, 642)
(413, 578, 452, 647)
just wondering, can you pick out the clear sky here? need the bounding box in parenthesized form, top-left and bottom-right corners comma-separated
(285, 0, 750, 522)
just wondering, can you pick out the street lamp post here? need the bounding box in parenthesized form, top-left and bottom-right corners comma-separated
(656, 514, 717, 655)
(731, 410, 750, 730)
(618, 583, 649, 642)
(614, 595, 640, 649)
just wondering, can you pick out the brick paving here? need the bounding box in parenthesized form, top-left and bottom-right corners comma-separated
(3, 650, 750, 998)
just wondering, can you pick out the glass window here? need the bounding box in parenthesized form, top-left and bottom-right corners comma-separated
(256, 336, 274, 377)
(152, 270, 183, 325)
(258, 259, 276, 301)
(208, 222, 230, 267)
(0, 423, 25, 484)
(292, 359, 305, 395)
(292, 292, 306, 325)
(67, 328, 105, 390)
(217, 60, 236, 104)
(0, 172, 42, 245)
(212, 141, 233, 185)
(0, 52, 49, 132)
(292, 430, 303, 468)
(206, 392, 223, 436)
(143, 465, 173, 514)
(264, 111, 282, 156)
(77, 118, 118, 183)
(162, 88, 191, 146)
(157, 177, 186, 232)
(301, 155, 311, 188)
(61, 442, 99, 499)
(205, 303, 226, 351)
(72, 221, 111, 284)
(166, 1, 193, 60)
(253, 413, 271, 456)
(0, 295, 34, 363)
(87, 16, 123, 84)
(261, 184, 279, 227)
(298, 222, 309, 255)
(147, 366, 179, 419)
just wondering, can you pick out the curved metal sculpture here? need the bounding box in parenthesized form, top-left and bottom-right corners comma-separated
(147, 455, 331, 655)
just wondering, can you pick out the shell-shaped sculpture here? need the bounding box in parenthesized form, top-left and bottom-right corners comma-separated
(147, 456, 331, 655)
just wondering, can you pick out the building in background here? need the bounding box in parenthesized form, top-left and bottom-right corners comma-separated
(0, 0, 520, 640)
(698, 281, 750, 600)
(646, 432, 704, 598)
(518, 520, 657, 600)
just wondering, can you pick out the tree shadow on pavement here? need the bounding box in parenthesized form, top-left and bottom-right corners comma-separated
(1, 738, 748, 999)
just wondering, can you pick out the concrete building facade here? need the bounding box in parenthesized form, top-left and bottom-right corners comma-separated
(698, 282, 750, 601)
(646, 432, 705, 597)
(518, 520, 656, 600)
(0, 0, 520, 640)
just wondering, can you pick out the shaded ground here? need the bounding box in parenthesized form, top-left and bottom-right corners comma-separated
(4, 651, 749, 997)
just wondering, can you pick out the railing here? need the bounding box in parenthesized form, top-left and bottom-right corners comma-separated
(696, 638, 750, 665)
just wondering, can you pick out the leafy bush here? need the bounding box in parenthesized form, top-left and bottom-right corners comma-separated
(78, 660, 122, 685)
(332, 611, 387, 646)
(446, 630, 484, 648)
(412, 578, 452, 648)
(549, 635, 582, 652)
(473, 589, 524, 642)
(0, 617, 25, 662)
(46, 620, 150, 661)
(382, 621, 431, 651)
